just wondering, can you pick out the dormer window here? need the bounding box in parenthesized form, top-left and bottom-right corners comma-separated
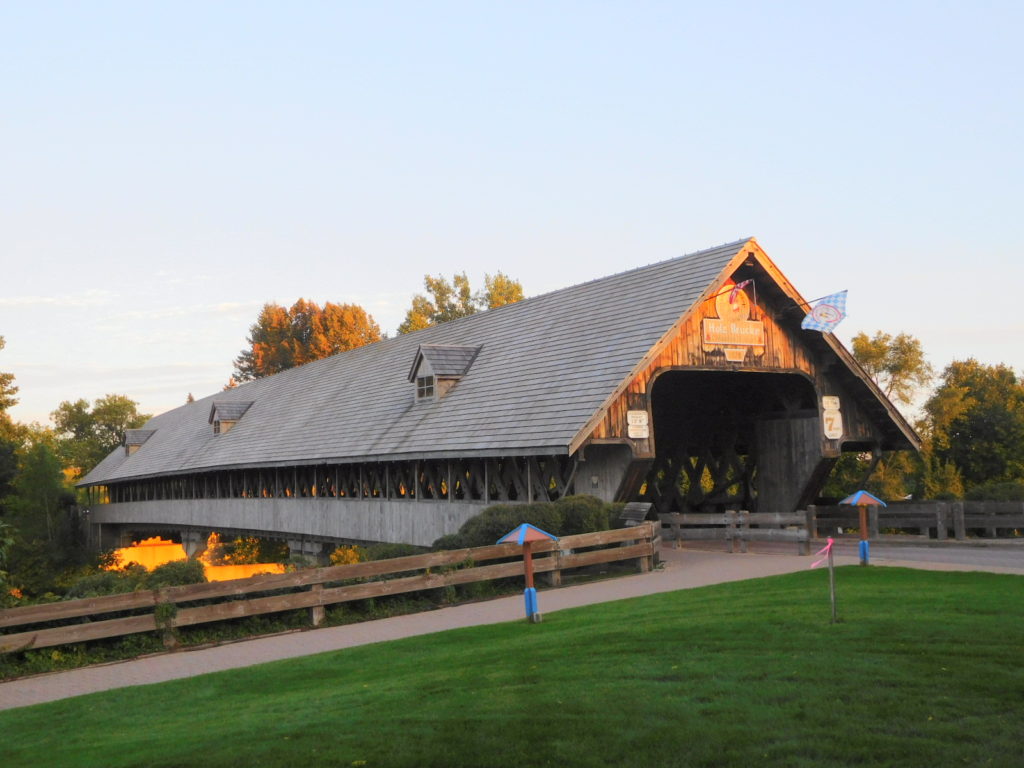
(416, 375, 435, 399)
(209, 401, 254, 435)
(408, 344, 481, 402)
(123, 429, 156, 456)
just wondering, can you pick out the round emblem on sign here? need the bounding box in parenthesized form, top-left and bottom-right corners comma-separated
(810, 302, 843, 324)
(715, 284, 750, 321)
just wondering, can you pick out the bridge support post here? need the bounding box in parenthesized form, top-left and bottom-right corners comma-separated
(181, 530, 209, 559)
(288, 538, 326, 565)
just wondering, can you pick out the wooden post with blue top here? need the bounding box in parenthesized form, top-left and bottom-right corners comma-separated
(839, 490, 887, 566)
(498, 523, 559, 623)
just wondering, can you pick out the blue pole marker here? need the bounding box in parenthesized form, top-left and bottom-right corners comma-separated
(859, 539, 870, 566)
(524, 587, 541, 623)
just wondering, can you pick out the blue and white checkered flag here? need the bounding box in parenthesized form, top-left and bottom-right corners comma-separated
(801, 290, 847, 333)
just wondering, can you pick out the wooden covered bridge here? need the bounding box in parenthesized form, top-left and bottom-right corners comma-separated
(79, 238, 918, 557)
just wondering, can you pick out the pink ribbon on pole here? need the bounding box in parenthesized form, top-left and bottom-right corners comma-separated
(811, 537, 834, 569)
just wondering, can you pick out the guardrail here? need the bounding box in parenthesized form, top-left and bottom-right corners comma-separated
(658, 511, 810, 554)
(0, 523, 660, 654)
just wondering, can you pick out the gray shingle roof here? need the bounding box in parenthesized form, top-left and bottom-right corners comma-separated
(80, 239, 749, 486)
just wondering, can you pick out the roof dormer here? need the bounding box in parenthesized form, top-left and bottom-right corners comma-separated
(123, 429, 156, 456)
(209, 401, 253, 435)
(407, 344, 481, 401)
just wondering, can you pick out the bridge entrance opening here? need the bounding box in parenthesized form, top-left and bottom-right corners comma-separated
(640, 370, 823, 515)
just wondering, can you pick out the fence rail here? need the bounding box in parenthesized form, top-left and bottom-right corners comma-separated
(0, 523, 660, 654)
(808, 501, 1024, 541)
(658, 511, 810, 554)
(657, 501, 1023, 553)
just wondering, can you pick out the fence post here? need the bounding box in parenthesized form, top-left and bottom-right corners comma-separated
(670, 514, 682, 549)
(636, 523, 652, 573)
(738, 510, 749, 553)
(725, 510, 736, 553)
(649, 519, 661, 567)
(952, 501, 966, 540)
(806, 505, 817, 540)
(799, 509, 811, 555)
(310, 583, 325, 627)
(936, 502, 948, 540)
(546, 548, 563, 586)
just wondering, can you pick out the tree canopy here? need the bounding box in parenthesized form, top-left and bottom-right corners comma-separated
(3, 439, 82, 596)
(233, 299, 382, 381)
(923, 359, 1024, 489)
(0, 335, 18, 415)
(851, 330, 933, 406)
(51, 394, 151, 477)
(397, 272, 524, 334)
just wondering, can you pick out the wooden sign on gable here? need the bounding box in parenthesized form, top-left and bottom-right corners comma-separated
(701, 282, 766, 363)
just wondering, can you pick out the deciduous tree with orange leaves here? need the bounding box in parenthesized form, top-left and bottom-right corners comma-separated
(233, 300, 382, 382)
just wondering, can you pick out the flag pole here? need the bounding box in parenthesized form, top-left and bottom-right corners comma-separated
(828, 541, 838, 624)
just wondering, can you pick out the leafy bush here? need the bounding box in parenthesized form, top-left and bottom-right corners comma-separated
(556, 495, 615, 535)
(329, 544, 365, 565)
(964, 481, 1024, 501)
(431, 533, 466, 551)
(64, 564, 148, 599)
(361, 542, 427, 561)
(433, 495, 619, 549)
(145, 558, 207, 590)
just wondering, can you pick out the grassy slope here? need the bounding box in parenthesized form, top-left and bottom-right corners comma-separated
(1, 567, 1022, 768)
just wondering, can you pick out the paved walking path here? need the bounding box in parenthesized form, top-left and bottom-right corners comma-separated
(2, 542, 1021, 712)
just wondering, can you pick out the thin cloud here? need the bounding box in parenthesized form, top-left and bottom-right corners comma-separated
(0, 290, 117, 308)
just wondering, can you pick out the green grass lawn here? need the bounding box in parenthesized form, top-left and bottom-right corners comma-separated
(1, 567, 1022, 768)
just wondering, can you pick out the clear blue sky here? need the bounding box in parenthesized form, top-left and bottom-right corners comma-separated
(2, 1, 1021, 424)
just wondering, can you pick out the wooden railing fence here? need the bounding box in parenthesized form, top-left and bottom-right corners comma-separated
(808, 501, 1024, 541)
(658, 511, 810, 554)
(658, 501, 1023, 553)
(0, 523, 659, 654)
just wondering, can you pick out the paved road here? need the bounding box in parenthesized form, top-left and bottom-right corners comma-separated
(2, 542, 1021, 712)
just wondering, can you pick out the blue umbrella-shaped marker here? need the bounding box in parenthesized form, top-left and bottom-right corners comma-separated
(839, 490, 887, 565)
(498, 524, 559, 623)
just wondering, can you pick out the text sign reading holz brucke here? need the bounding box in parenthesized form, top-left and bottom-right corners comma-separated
(701, 282, 765, 363)
(701, 319, 767, 346)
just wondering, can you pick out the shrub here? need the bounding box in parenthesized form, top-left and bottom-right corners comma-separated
(433, 495, 618, 549)
(64, 564, 148, 599)
(146, 558, 207, 590)
(362, 542, 427, 561)
(329, 545, 365, 565)
(964, 481, 1024, 501)
(554, 495, 612, 535)
(451, 503, 527, 549)
(431, 534, 466, 551)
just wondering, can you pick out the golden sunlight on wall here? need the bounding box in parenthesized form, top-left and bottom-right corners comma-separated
(110, 536, 285, 582)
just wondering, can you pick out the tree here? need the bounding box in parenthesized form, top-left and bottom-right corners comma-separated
(923, 359, 1024, 489)
(481, 271, 524, 309)
(0, 336, 17, 414)
(233, 299, 382, 381)
(824, 330, 934, 500)
(51, 395, 151, 477)
(0, 436, 17, 501)
(4, 441, 82, 595)
(822, 451, 917, 502)
(398, 272, 525, 334)
(851, 331, 933, 407)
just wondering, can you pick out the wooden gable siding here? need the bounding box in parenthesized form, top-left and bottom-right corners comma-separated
(584, 289, 818, 456)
